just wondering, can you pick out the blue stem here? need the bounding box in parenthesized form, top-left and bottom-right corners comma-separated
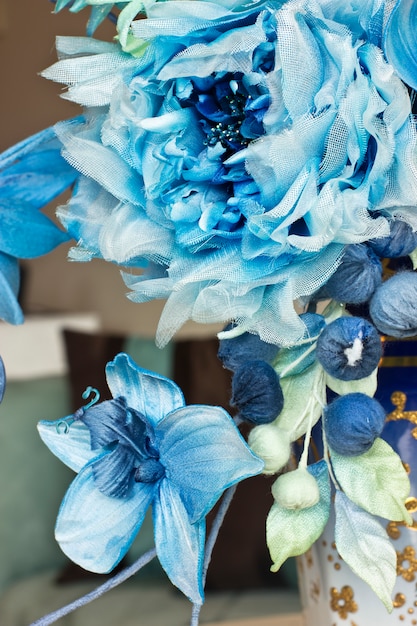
(29, 548, 157, 626)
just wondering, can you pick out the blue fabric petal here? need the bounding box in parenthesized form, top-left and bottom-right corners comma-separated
(37, 419, 95, 473)
(105, 353, 185, 426)
(0, 252, 23, 324)
(157, 405, 264, 523)
(154, 480, 205, 605)
(384, 0, 417, 90)
(55, 459, 155, 573)
(0, 199, 69, 258)
(0, 355, 5, 403)
(0, 143, 77, 210)
(80, 397, 152, 498)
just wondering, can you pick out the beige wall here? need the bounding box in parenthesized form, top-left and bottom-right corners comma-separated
(0, 1, 221, 339)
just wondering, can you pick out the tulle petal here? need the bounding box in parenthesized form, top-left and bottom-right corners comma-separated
(384, 0, 417, 90)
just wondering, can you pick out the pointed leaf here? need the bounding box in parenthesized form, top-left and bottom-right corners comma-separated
(326, 367, 378, 397)
(274, 362, 326, 440)
(335, 490, 396, 612)
(331, 438, 411, 523)
(267, 460, 330, 571)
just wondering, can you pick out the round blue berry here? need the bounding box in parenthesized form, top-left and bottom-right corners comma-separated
(369, 271, 417, 338)
(316, 316, 382, 381)
(218, 325, 280, 372)
(368, 220, 417, 258)
(322, 244, 382, 304)
(324, 393, 386, 456)
(231, 360, 284, 424)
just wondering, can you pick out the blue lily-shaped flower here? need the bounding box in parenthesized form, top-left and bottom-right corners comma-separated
(37, 353, 263, 605)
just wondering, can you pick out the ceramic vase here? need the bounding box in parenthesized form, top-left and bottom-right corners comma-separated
(298, 338, 417, 625)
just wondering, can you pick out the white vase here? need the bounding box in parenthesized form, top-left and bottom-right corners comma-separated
(298, 338, 417, 625)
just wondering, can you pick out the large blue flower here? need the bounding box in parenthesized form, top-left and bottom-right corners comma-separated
(40, 0, 417, 346)
(37, 353, 263, 605)
(0, 127, 77, 323)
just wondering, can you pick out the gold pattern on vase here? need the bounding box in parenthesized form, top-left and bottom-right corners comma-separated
(306, 548, 314, 568)
(386, 392, 417, 439)
(388, 499, 417, 539)
(330, 586, 358, 619)
(310, 578, 321, 603)
(393, 593, 407, 608)
(387, 497, 417, 539)
(397, 546, 417, 582)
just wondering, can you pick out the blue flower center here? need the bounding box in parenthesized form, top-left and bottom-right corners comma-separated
(185, 73, 267, 154)
(134, 458, 165, 483)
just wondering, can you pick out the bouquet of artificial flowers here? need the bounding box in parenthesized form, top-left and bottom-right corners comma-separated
(1, 0, 417, 624)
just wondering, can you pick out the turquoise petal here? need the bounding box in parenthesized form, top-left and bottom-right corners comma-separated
(154, 480, 205, 605)
(0, 200, 69, 258)
(0, 253, 23, 324)
(105, 353, 185, 426)
(55, 460, 155, 573)
(384, 0, 417, 90)
(37, 419, 95, 473)
(157, 405, 264, 523)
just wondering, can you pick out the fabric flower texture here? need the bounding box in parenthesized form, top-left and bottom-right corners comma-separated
(0, 128, 76, 323)
(37, 353, 263, 605)
(41, 0, 417, 347)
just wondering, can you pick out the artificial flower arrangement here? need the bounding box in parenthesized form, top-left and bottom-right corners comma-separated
(1, 0, 417, 624)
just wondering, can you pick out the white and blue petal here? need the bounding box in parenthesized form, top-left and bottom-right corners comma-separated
(157, 405, 264, 523)
(37, 419, 95, 473)
(105, 353, 185, 426)
(383, 0, 417, 90)
(55, 457, 155, 573)
(153, 479, 205, 605)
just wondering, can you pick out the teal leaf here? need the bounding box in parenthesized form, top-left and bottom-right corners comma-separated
(335, 490, 396, 612)
(325, 367, 378, 397)
(274, 362, 326, 440)
(267, 460, 330, 571)
(331, 438, 412, 524)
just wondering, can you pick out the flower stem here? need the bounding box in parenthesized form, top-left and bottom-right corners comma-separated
(29, 548, 157, 626)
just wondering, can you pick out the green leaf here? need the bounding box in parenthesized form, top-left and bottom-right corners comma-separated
(267, 460, 330, 571)
(326, 367, 378, 397)
(331, 438, 412, 524)
(335, 490, 396, 612)
(117, 0, 144, 47)
(274, 362, 326, 440)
